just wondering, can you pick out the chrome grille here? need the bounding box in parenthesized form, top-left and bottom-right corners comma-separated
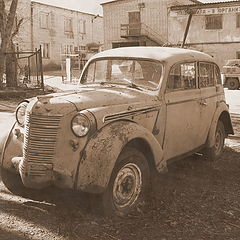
(21, 113, 61, 176)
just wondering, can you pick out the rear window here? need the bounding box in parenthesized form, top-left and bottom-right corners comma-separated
(199, 63, 215, 88)
(199, 62, 222, 87)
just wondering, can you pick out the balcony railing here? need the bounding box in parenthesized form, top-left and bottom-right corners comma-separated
(120, 23, 171, 46)
(121, 23, 142, 37)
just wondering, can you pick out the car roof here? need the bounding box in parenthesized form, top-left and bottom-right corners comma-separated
(91, 47, 215, 65)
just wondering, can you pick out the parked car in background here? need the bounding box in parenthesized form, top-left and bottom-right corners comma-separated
(222, 59, 240, 90)
(0, 47, 233, 216)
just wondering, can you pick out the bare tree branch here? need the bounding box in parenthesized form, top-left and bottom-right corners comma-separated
(4, 0, 18, 43)
(0, 0, 7, 37)
(11, 17, 23, 38)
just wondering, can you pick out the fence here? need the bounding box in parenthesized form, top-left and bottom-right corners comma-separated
(4, 47, 44, 90)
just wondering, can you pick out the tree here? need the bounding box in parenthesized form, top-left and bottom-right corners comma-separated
(0, 0, 19, 88)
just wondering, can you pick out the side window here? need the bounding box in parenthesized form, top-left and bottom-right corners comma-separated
(199, 63, 215, 88)
(168, 62, 196, 90)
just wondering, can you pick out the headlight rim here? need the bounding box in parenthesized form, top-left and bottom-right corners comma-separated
(71, 113, 91, 137)
(15, 101, 29, 127)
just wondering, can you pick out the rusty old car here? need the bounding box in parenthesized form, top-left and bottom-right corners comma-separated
(0, 47, 233, 216)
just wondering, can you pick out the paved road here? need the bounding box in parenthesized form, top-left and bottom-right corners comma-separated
(224, 89, 240, 114)
(0, 112, 15, 156)
(0, 112, 14, 131)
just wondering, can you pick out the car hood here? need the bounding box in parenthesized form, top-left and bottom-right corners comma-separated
(31, 85, 159, 115)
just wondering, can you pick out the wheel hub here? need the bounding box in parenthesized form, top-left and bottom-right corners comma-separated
(112, 163, 142, 209)
(214, 128, 223, 155)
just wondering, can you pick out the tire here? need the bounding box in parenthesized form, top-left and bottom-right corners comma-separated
(0, 167, 35, 198)
(206, 120, 225, 161)
(101, 147, 150, 216)
(227, 78, 239, 90)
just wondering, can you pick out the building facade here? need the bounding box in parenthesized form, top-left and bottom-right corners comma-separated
(101, 0, 198, 50)
(11, 0, 104, 67)
(169, 1, 240, 68)
(102, 0, 240, 70)
(31, 1, 104, 67)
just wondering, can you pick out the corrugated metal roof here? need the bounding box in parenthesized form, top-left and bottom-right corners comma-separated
(171, 0, 240, 10)
(101, 0, 201, 5)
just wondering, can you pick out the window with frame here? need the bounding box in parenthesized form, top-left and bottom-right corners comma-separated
(167, 62, 196, 90)
(237, 14, 240, 28)
(64, 18, 73, 32)
(79, 46, 86, 51)
(41, 43, 50, 58)
(205, 15, 222, 30)
(63, 44, 74, 54)
(79, 19, 86, 34)
(40, 12, 49, 29)
(236, 51, 240, 59)
(199, 62, 215, 87)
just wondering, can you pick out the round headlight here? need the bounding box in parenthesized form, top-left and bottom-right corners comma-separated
(71, 114, 90, 137)
(16, 102, 28, 126)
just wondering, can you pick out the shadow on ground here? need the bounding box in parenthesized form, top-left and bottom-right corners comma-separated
(0, 147, 240, 239)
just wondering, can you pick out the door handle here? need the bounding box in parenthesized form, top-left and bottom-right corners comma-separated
(200, 99, 207, 106)
(198, 99, 207, 106)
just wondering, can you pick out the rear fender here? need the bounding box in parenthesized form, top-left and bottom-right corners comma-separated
(206, 103, 233, 148)
(75, 120, 164, 193)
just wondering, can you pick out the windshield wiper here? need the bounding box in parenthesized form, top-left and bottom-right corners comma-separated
(99, 81, 143, 91)
(127, 83, 143, 91)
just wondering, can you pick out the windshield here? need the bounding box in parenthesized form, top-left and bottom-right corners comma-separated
(80, 58, 163, 90)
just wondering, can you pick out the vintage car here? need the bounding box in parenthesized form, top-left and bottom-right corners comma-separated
(0, 47, 233, 216)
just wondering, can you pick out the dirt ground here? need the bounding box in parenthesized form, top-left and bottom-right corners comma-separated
(0, 114, 239, 240)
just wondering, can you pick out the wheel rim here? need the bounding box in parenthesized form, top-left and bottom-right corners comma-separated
(229, 81, 236, 88)
(112, 163, 142, 209)
(214, 127, 224, 156)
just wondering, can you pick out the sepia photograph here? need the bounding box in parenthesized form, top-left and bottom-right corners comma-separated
(0, 0, 240, 239)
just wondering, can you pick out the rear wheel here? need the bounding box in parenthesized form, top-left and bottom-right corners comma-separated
(206, 120, 225, 161)
(101, 147, 150, 216)
(227, 78, 239, 90)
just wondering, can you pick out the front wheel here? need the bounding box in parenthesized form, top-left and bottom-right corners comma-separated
(0, 167, 38, 198)
(206, 120, 225, 161)
(101, 147, 150, 216)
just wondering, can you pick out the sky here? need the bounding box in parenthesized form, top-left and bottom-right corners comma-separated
(32, 0, 236, 15)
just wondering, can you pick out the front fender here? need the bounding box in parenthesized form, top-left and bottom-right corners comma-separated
(206, 102, 233, 148)
(1, 122, 23, 170)
(75, 120, 164, 193)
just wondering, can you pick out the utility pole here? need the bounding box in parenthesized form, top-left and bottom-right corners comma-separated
(181, 9, 197, 48)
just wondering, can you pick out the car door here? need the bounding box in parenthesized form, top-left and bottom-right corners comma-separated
(163, 62, 202, 161)
(198, 62, 221, 142)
